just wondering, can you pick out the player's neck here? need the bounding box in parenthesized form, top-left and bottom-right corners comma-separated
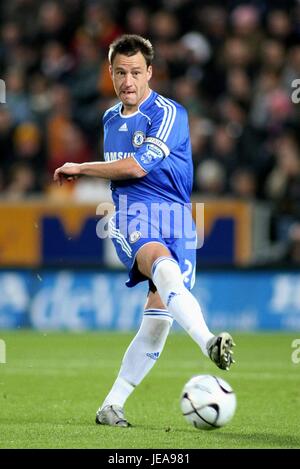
(122, 106, 137, 116)
(122, 89, 152, 116)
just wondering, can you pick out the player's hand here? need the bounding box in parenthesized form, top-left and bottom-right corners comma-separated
(53, 163, 82, 185)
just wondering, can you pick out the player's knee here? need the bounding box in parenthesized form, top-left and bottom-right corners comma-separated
(152, 257, 183, 288)
(137, 244, 170, 278)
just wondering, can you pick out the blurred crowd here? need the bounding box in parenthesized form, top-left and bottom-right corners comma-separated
(0, 0, 300, 261)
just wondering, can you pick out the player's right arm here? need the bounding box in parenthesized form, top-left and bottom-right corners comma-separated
(54, 106, 147, 185)
(53, 158, 146, 185)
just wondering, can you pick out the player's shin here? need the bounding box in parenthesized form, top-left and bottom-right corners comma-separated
(152, 257, 214, 355)
(99, 313, 172, 410)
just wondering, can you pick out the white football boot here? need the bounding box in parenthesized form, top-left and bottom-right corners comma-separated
(95, 405, 131, 427)
(207, 332, 236, 370)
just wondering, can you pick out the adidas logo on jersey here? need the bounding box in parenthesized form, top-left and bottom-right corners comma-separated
(118, 123, 128, 131)
(146, 352, 160, 361)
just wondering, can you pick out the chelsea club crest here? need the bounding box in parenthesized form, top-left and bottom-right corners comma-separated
(132, 131, 145, 147)
(129, 231, 142, 243)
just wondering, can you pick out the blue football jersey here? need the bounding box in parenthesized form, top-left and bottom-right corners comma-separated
(103, 90, 193, 208)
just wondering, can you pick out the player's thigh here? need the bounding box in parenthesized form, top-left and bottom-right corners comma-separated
(136, 242, 171, 278)
(144, 289, 166, 310)
(171, 237, 196, 290)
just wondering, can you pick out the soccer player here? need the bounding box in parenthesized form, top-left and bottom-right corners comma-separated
(53, 34, 235, 427)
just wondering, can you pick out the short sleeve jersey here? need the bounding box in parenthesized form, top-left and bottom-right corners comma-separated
(103, 90, 193, 209)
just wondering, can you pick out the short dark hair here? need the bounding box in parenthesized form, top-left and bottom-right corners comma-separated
(108, 34, 154, 67)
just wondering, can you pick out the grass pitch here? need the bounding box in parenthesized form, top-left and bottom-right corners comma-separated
(0, 330, 299, 449)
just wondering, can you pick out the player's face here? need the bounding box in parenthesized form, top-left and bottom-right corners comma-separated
(110, 52, 152, 114)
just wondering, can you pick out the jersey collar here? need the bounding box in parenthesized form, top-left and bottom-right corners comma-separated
(119, 90, 154, 118)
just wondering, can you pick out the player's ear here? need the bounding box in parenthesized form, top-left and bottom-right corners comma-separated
(109, 64, 113, 79)
(147, 65, 152, 82)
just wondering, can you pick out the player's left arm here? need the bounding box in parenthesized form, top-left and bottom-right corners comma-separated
(132, 102, 186, 174)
